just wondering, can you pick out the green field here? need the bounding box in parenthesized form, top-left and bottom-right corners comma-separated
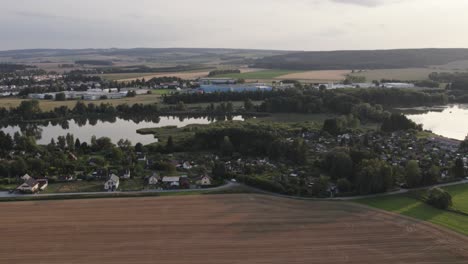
(215, 70, 301, 79)
(442, 184, 468, 213)
(357, 183, 468, 235)
(44, 181, 104, 193)
(350, 68, 455, 81)
(98, 73, 158, 81)
(0, 93, 162, 111)
(256, 113, 337, 123)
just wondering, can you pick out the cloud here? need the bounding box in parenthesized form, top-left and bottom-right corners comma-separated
(330, 0, 401, 7)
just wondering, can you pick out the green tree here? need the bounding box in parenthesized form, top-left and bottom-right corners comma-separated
(166, 136, 174, 153)
(405, 160, 422, 187)
(244, 99, 255, 111)
(337, 178, 352, 193)
(327, 151, 353, 180)
(451, 158, 465, 178)
(426, 187, 452, 209)
(220, 136, 234, 156)
(11, 158, 27, 177)
(55, 92, 66, 101)
(355, 159, 393, 195)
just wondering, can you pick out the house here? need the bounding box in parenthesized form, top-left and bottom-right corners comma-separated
(148, 173, 160, 185)
(162, 176, 180, 188)
(68, 152, 78, 161)
(104, 174, 120, 191)
(21, 174, 32, 181)
(182, 161, 193, 170)
(196, 175, 212, 187)
(122, 169, 131, 179)
(137, 153, 147, 161)
(16, 178, 40, 193)
(179, 176, 190, 189)
(36, 179, 48, 191)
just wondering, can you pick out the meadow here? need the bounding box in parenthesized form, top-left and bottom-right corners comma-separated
(0, 93, 163, 111)
(215, 69, 301, 79)
(357, 183, 468, 235)
(349, 68, 455, 81)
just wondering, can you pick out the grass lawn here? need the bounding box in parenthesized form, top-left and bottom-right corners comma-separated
(349, 68, 456, 81)
(442, 184, 468, 213)
(357, 184, 468, 236)
(0, 94, 162, 111)
(119, 178, 145, 191)
(185, 100, 263, 110)
(215, 70, 301, 80)
(256, 113, 337, 123)
(44, 181, 104, 193)
(0, 183, 18, 191)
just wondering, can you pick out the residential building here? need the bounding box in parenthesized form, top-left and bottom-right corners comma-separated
(104, 174, 120, 191)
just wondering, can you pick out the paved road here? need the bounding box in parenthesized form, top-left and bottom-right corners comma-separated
(236, 179, 468, 201)
(1, 179, 466, 201)
(0, 181, 239, 199)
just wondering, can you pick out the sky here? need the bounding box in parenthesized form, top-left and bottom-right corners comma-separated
(1, 0, 467, 51)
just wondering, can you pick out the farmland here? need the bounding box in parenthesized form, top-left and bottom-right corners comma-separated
(349, 68, 455, 81)
(0, 93, 163, 111)
(215, 69, 300, 80)
(1, 194, 468, 263)
(276, 70, 351, 81)
(357, 183, 468, 236)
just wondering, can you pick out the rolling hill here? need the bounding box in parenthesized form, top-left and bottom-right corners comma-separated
(253, 48, 468, 70)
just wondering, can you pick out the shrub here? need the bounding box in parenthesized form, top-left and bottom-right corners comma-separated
(337, 178, 352, 193)
(426, 187, 452, 210)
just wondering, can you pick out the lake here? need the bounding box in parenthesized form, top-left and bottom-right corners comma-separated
(1, 116, 245, 145)
(405, 104, 468, 140)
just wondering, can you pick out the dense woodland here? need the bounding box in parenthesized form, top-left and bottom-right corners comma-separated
(253, 49, 468, 70)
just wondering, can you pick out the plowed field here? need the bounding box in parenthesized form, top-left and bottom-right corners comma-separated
(1, 194, 467, 263)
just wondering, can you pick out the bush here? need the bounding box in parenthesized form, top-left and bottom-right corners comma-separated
(426, 187, 452, 209)
(337, 178, 352, 193)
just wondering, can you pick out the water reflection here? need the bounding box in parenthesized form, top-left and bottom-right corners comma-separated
(1, 115, 246, 145)
(405, 104, 468, 140)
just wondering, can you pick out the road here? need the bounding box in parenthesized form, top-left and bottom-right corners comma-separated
(0, 181, 239, 199)
(1, 179, 466, 201)
(236, 179, 468, 201)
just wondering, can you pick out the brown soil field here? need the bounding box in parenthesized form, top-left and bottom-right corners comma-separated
(1, 194, 468, 264)
(116, 68, 263, 82)
(117, 71, 211, 82)
(276, 70, 351, 81)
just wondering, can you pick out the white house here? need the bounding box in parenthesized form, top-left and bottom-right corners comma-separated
(196, 175, 212, 186)
(182, 161, 193, 170)
(104, 174, 120, 191)
(162, 176, 180, 187)
(122, 170, 131, 179)
(148, 173, 160, 185)
(16, 178, 39, 193)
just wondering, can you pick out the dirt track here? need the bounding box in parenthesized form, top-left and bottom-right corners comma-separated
(1, 194, 468, 264)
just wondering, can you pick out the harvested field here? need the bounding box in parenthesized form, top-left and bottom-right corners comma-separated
(276, 70, 351, 81)
(1, 194, 468, 264)
(112, 71, 211, 82)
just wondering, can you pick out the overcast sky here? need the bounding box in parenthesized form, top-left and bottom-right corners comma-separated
(1, 0, 467, 51)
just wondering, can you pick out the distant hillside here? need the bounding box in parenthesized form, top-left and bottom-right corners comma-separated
(0, 48, 292, 65)
(253, 49, 468, 70)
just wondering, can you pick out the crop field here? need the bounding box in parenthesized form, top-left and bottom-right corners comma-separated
(349, 68, 456, 81)
(215, 69, 300, 80)
(276, 70, 351, 81)
(1, 194, 468, 263)
(357, 183, 468, 236)
(0, 93, 162, 111)
(104, 71, 212, 82)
